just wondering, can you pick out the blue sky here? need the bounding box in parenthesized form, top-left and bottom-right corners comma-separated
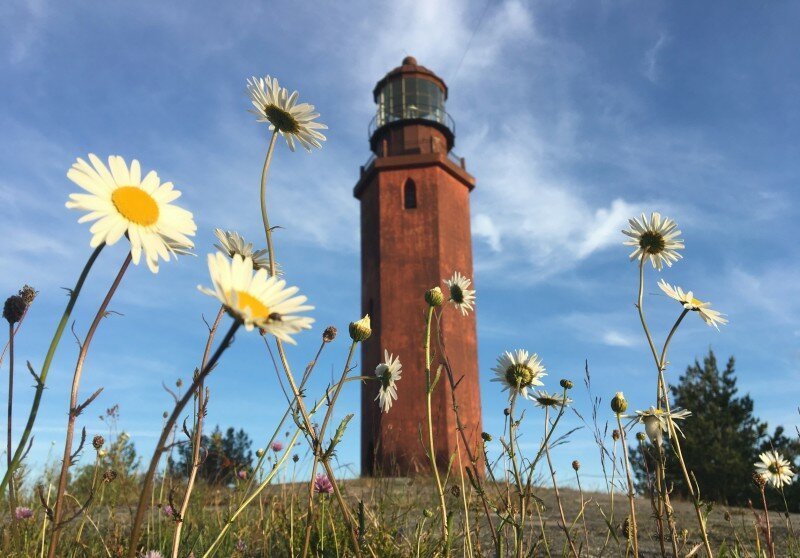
(1, 1, 798, 489)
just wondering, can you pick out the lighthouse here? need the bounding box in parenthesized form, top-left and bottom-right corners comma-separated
(355, 57, 483, 476)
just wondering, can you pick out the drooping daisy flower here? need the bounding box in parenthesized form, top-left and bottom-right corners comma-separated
(198, 253, 314, 342)
(66, 154, 196, 273)
(630, 406, 691, 446)
(247, 76, 327, 152)
(314, 474, 334, 495)
(622, 212, 684, 270)
(375, 350, 402, 413)
(755, 450, 795, 489)
(214, 228, 272, 272)
(532, 390, 572, 409)
(657, 280, 728, 330)
(490, 350, 546, 400)
(443, 272, 476, 316)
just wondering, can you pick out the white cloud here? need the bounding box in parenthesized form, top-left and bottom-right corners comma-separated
(602, 330, 637, 348)
(643, 33, 669, 83)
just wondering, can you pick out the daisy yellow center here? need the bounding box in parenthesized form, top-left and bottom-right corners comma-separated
(639, 231, 666, 254)
(450, 284, 464, 304)
(536, 395, 559, 407)
(111, 187, 159, 226)
(505, 363, 534, 389)
(690, 297, 704, 307)
(264, 104, 300, 133)
(768, 462, 782, 474)
(232, 290, 270, 320)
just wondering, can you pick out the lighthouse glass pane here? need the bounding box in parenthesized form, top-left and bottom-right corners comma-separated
(377, 78, 446, 128)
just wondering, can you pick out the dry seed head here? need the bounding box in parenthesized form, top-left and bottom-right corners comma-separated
(322, 326, 337, 343)
(92, 435, 105, 450)
(752, 471, 767, 489)
(450, 484, 461, 498)
(102, 469, 118, 483)
(3, 295, 25, 324)
(572, 460, 580, 471)
(612, 429, 621, 441)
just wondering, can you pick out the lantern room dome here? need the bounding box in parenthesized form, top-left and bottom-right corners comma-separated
(369, 56, 455, 152)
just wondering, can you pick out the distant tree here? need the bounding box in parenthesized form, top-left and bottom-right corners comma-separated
(171, 425, 253, 484)
(630, 350, 798, 507)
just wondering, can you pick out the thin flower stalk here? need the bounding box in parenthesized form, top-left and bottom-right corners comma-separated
(6, 321, 16, 508)
(506, 394, 526, 558)
(0, 244, 104, 497)
(635, 255, 714, 557)
(543, 402, 579, 558)
(434, 318, 499, 548)
(615, 413, 639, 557)
(424, 305, 449, 552)
(170, 305, 225, 558)
(48, 251, 132, 558)
(126, 320, 242, 558)
(202, 378, 355, 557)
(255, 132, 362, 557)
(301, 340, 358, 558)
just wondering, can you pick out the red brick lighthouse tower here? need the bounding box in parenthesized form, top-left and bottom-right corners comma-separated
(355, 57, 483, 476)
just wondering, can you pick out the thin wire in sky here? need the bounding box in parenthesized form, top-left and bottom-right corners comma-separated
(449, 0, 493, 85)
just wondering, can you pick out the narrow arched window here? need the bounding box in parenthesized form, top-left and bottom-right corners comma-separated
(403, 179, 417, 209)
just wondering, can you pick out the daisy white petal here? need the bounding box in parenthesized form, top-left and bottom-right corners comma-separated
(66, 154, 196, 273)
(490, 350, 546, 400)
(374, 350, 402, 413)
(755, 450, 795, 488)
(247, 75, 328, 152)
(657, 279, 728, 330)
(622, 212, 684, 271)
(443, 271, 476, 316)
(198, 253, 313, 342)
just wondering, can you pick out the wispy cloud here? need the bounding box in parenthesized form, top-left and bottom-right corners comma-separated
(643, 33, 669, 83)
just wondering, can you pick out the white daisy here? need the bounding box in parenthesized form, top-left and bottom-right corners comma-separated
(374, 350, 402, 413)
(443, 272, 476, 316)
(755, 450, 795, 489)
(213, 229, 273, 273)
(532, 390, 572, 409)
(657, 280, 728, 330)
(630, 406, 691, 446)
(247, 75, 327, 152)
(198, 253, 313, 342)
(66, 155, 197, 273)
(490, 350, 546, 400)
(622, 212, 684, 270)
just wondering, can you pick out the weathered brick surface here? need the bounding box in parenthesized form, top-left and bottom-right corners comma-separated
(356, 95, 482, 476)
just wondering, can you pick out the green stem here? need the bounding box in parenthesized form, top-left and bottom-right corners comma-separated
(617, 412, 639, 557)
(0, 244, 104, 497)
(424, 305, 448, 552)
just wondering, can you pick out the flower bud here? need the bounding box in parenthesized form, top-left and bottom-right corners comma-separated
(292, 454, 299, 463)
(425, 287, 444, 307)
(612, 429, 620, 441)
(349, 315, 371, 342)
(572, 460, 580, 471)
(323, 326, 337, 343)
(256, 448, 265, 458)
(481, 432, 493, 443)
(611, 392, 628, 414)
(423, 509, 434, 518)
(92, 435, 105, 450)
(635, 432, 646, 443)
(3, 295, 25, 324)
(560, 379, 573, 390)
(176, 378, 183, 389)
